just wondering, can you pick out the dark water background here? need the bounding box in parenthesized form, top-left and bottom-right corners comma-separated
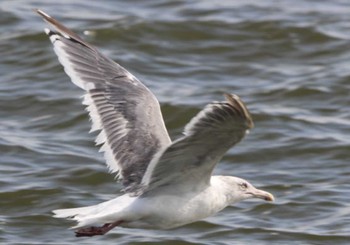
(1, 0, 350, 244)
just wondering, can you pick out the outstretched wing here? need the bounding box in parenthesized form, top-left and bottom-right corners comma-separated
(142, 94, 253, 192)
(36, 9, 171, 190)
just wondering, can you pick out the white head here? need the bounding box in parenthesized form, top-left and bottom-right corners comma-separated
(219, 176, 274, 204)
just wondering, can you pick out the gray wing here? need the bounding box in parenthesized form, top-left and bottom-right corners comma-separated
(141, 94, 253, 192)
(36, 10, 171, 190)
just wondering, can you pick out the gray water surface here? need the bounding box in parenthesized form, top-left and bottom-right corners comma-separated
(1, 0, 350, 244)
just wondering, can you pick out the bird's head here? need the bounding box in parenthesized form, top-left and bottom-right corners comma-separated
(220, 176, 274, 203)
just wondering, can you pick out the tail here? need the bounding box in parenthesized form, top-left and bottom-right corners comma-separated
(53, 205, 96, 219)
(52, 195, 136, 229)
(52, 204, 102, 229)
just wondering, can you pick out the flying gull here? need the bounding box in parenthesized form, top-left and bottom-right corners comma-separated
(36, 9, 274, 237)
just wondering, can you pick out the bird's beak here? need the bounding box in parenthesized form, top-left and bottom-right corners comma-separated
(249, 188, 274, 202)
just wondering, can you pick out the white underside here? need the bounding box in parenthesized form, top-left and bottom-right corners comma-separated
(53, 176, 240, 230)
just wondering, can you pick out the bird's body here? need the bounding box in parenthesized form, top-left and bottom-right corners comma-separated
(55, 176, 252, 231)
(36, 9, 274, 237)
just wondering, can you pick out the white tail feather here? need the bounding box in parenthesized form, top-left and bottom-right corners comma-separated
(53, 205, 97, 219)
(52, 195, 136, 229)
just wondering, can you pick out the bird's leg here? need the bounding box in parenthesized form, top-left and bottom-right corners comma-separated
(75, 220, 123, 237)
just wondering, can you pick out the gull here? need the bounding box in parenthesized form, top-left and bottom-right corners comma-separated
(36, 9, 274, 237)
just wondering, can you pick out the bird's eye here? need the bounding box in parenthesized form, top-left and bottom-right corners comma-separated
(240, 182, 248, 189)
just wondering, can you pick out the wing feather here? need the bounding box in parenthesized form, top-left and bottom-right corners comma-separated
(37, 9, 171, 191)
(142, 94, 253, 192)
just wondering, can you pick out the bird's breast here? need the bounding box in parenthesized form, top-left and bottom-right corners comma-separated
(125, 186, 228, 229)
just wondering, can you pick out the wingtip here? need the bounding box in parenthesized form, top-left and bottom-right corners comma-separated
(35, 8, 56, 28)
(223, 93, 254, 129)
(33, 8, 40, 14)
(35, 9, 95, 50)
(223, 93, 239, 104)
(35, 8, 50, 19)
